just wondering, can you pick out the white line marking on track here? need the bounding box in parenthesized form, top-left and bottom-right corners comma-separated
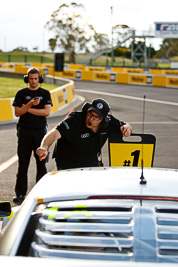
(0, 109, 75, 173)
(0, 154, 18, 173)
(130, 121, 178, 124)
(76, 89, 178, 106)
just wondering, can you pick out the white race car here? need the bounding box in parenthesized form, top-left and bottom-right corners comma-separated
(0, 167, 178, 267)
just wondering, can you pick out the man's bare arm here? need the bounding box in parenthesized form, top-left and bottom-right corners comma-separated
(28, 104, 51, 117)
(36, 129, 61, 161)
(14, 98, 41, 117)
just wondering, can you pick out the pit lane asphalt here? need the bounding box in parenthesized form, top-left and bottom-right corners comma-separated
(0, 81, 178, 205)
(0, 95, 85, 205)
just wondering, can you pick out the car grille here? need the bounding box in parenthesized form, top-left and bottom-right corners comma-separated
(156, 207, 178, 261)
(30, 200, 178, 262)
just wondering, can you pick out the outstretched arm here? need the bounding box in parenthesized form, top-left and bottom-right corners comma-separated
(36, 129, 61, 161)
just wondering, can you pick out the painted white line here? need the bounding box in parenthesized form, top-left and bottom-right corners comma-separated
(76, 89, 178, 106)
(0, 154, 18, 173)
(0, 111, 74, 173)
(130, 121, 178, 124)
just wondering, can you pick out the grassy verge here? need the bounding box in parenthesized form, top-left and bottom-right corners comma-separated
(0, 77, 58, 98)
(0, 52, 173, 68)
(0, 52, 54, 63)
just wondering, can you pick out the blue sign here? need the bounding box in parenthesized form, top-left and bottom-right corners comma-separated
(155, 22, 178, 38)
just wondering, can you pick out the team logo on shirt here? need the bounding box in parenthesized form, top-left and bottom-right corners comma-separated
(26, 96, 32, 100)
(81, 133, 90, 138)
(63, 121, 70, 130)
(25, 96, 43, 100)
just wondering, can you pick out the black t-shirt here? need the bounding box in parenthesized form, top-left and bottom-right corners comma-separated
(53, 111, 125, 169)
(12, 87, 52, 128)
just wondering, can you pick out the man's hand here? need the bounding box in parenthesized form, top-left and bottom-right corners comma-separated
(120, 123, 132, 137)
(36, 129, 61, 162)
(36, 147, 48, 161)
(14, 98, 40, 117)
(31, 97, 40, 106)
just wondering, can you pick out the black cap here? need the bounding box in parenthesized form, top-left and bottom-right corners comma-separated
(87, 99, 110, 118)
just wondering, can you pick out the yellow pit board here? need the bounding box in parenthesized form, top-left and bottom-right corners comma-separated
(108, 133, 156, 167)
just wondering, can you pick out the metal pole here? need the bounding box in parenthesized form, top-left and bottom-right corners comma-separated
(111, 7, 114, 66)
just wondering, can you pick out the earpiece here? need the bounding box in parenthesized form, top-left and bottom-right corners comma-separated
(24, 75, 28, 84)
(23, 74, 44, 84)
(82, 102, 92, 113)
(39, 75, 44, 84)
(100, 114, 111, 128)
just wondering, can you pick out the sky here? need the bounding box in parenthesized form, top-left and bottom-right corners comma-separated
(0, 0, 178, 53)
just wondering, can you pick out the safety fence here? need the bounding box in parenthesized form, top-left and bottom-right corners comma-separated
(1, 62, 178, 88)
(61, 65, 178, 88)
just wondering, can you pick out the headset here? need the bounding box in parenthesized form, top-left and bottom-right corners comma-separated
(24, 74, 44, 84)
(24, 67, 44, 84)
(82, 100, 111, 166)
(82, 101, 111, 128)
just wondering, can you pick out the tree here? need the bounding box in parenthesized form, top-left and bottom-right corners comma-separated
(147, 45, 156, 59)
(112, 24, 132, 47)
(49, 38, 57, 52)
(45, 3, 103, 63)
(156, 38, 178, 58)
(94, 33, 110, 52)
(33, 46, 39, 52)
(114, 46, 131, 58)
(12, 46, 28, 52)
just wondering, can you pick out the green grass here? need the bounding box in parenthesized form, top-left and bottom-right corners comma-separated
(0, 52, 54, 63)
(0, 77, 58, 98)
(89, 55, 132, 67)
(156, 63, 171, 68)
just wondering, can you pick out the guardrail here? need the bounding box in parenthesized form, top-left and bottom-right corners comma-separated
(1, 62, 178, 88)
(60, 65, 178, 89)
(46, 75, 76, 114)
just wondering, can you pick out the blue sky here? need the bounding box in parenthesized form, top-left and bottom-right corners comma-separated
(0, 0, 177, 52)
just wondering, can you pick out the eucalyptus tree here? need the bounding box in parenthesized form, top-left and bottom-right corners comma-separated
(49, 38, 57, 52)
(157, 38, 178, 58)
(46, 3, 102, 63)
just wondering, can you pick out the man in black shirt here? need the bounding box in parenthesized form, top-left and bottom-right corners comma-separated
(36, 98, 132, 170)
(12, 67, 53, 204)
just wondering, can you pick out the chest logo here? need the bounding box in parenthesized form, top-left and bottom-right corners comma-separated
(81, 133, 90, 138)
(26, 96, 32, 100)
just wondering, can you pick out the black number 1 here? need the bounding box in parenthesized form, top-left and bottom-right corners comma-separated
(131, 150, 140, 166)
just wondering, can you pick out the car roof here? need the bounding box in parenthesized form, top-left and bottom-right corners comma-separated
(29, 167, 178, 204)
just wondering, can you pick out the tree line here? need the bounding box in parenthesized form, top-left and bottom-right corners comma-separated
(46, 3, 178, 63)
(1, 3, 177, 64)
